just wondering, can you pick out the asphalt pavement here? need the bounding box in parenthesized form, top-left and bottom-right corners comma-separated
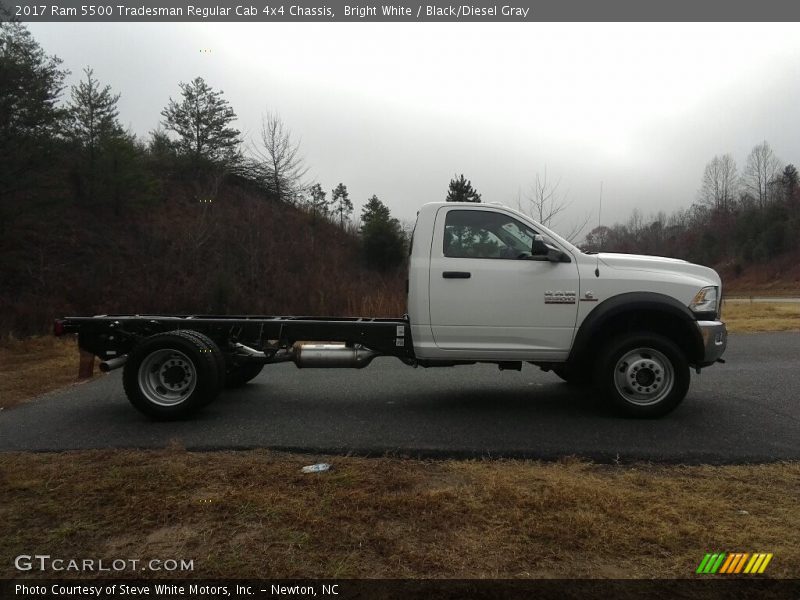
(0, 332, 797, 463)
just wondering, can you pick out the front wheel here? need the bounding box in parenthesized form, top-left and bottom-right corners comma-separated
(594, 332, 690, 418)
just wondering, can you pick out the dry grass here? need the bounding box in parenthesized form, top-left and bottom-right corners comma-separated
(0, 450, 797, 579)
(0, 335, 97, 410)
(722, 301, 800, 333)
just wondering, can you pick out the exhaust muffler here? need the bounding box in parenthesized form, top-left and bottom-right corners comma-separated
(293, 343, 379, 369)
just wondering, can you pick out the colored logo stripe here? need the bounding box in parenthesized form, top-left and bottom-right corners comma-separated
(719, 553, 736, 573)
(710, 553, 726, 573)
(698, 552, 773, 575)
(756, 554, 773, 573)
(744, 554, 761, 573)
(697, 553, 726, 574)
(696, 554, 713, 573)
(732, 553, 749, 573)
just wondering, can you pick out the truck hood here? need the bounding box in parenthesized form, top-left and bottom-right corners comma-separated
(597, 252, 721, 285)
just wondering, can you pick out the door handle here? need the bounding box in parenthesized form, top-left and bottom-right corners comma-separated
(443, 271, 471, 279)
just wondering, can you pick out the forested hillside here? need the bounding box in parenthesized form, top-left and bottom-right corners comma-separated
(0, 23, 407, 336)
(581, 146, 800, 293)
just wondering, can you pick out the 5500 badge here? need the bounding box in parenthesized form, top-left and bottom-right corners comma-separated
(544, 290, 577, 304)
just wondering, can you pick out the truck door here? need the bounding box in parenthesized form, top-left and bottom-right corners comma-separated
(429, 206, 580, 357)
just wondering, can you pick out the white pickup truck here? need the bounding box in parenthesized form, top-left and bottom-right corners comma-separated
(55, 201, 727, 420)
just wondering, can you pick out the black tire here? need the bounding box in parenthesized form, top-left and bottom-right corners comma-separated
(178, 329, 262, 389)
(551, 364, 591, 386)
(177, 330, 226, 400)
(224, 362, 265, 388)
(123, 330, 222, 420)
(594, 331, 690, 418)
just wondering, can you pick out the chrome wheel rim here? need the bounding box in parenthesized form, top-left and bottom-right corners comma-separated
(613, 347, 674, 406)
(138, 349, 197, 407)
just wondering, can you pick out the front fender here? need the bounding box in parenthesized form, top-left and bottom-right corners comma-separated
(569, 292, 705, 365)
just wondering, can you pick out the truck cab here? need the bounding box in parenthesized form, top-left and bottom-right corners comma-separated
(407, 202, 727, 416)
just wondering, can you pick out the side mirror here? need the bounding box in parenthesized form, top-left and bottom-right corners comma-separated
(546, 248, 568, 263)
(531, 234, 570, 263)
(531, 234, 549, 256)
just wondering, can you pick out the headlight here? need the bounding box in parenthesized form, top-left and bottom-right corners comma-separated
(689, 286, 719, 315)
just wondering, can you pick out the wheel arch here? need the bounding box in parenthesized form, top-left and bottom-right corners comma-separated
(569, 292, 704, 368)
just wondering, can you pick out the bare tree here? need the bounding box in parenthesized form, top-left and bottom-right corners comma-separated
(518, 168, 591, 243)
(252, 111, 308, 203)
(560, 213, 593, 244)
(627, 208, 645, 238)
(743, 141, 782, 209)
(525, 168, 568, 225)
(700, 153, 738, 211)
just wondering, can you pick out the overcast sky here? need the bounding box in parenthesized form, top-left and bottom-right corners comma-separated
(27, 22, 800, 233)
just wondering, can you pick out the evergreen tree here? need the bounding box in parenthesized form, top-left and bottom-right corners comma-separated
(307, 183, 329, 222)
(360, 195, 406, 270)
(781, 164, 798, 204)
(147, 128, 177, 162)
(160, 77, 241, 167)
(67, 68, 123, 202)
(100, 131, 153, 215)
(69, 68, 121, 158)
(361, 195, 392, 226)
(446, 173, 482, 203)
(0, 23, 68, 201)
(331, 182, 353, 228)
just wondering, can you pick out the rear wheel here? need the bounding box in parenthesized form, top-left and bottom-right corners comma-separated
(123, 331, 222, 420)
(224, 362, 264, 388)
(177, 330, 225, 402)
(594, 332, 689, 418)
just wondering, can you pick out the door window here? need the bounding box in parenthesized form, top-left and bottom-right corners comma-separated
(443, 210, 539, 259)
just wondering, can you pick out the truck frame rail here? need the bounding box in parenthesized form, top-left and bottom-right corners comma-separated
(56, 314, 414, 363)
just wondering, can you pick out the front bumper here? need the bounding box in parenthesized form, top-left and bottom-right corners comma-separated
(696, 320, 727, 366)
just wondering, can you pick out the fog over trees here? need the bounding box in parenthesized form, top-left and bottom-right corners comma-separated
(582, 140, 800, 271)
